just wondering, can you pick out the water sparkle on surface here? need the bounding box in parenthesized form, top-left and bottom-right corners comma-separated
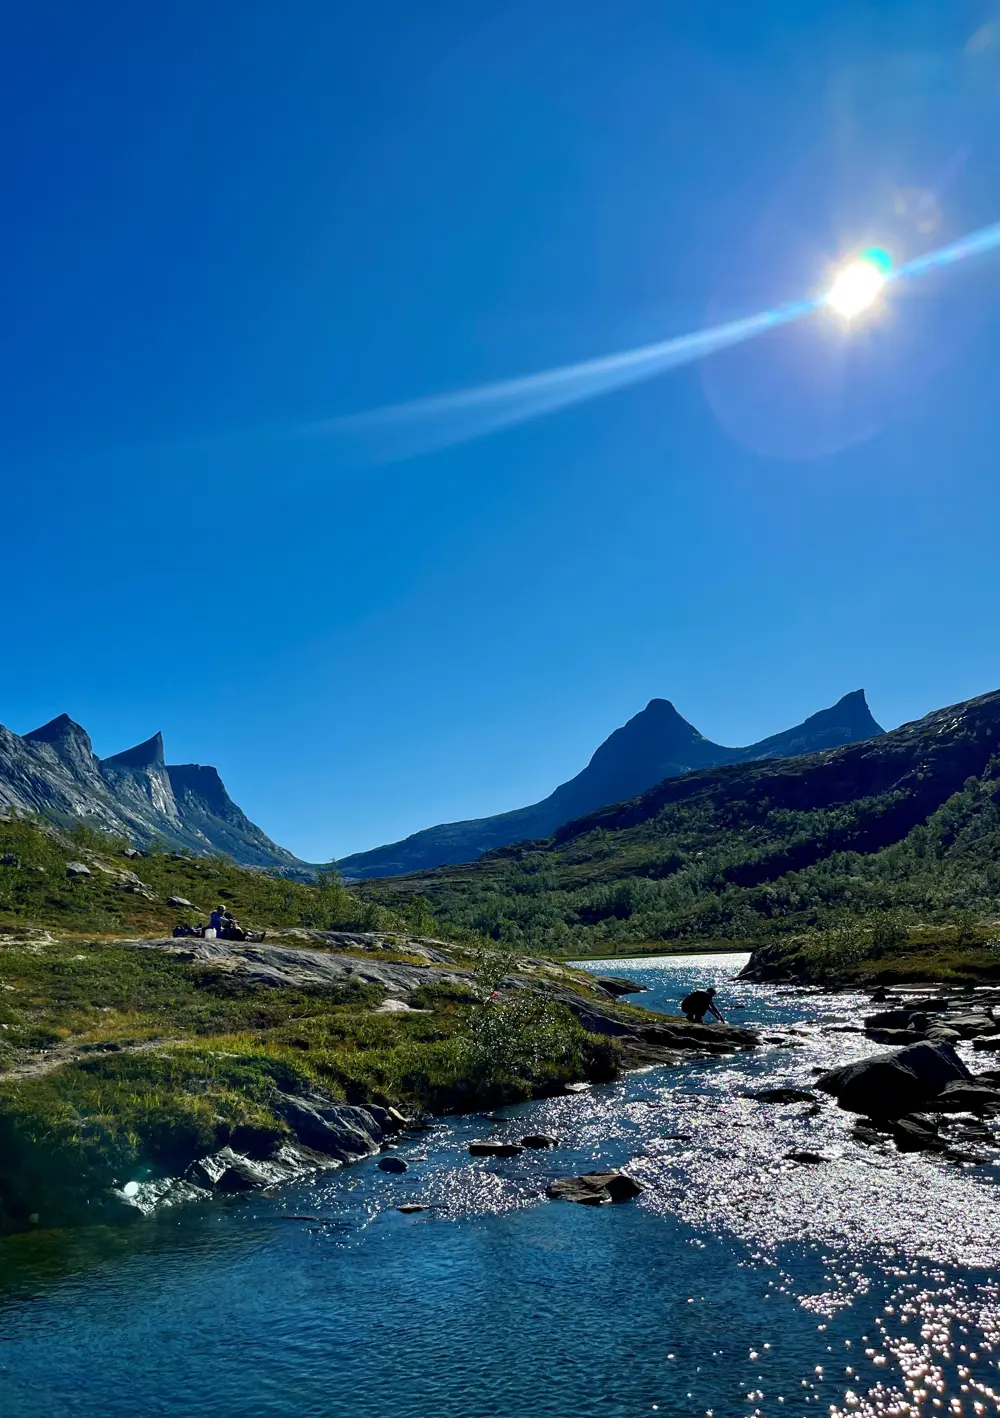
(2, 953, 999, 1417)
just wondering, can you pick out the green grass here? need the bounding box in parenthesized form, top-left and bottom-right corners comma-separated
(363, 756, 1000, 962)
(0, 922, 617, 1229)
(0, 817, 408, 937)
(747, 919, 1000, 985)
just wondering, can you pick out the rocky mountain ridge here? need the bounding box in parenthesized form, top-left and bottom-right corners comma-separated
(338, 689, 884, 878)
(0, 714, 302, 872)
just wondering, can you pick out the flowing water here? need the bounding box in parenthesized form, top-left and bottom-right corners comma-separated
(2, 953, 1000, 1418)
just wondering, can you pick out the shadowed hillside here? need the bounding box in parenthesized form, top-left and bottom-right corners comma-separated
(339, 690, 883, 878)
(362, 689, 1000, 956)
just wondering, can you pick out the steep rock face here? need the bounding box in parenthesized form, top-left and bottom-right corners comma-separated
(0, 716, 303, 871)
(166, 763, 305, 869)
(338, 691, 884, 879)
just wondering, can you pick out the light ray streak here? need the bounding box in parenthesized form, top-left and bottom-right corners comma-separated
(320, 217, 1000, 463)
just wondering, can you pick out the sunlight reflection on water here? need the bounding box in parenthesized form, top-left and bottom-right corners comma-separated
(1, 953, 999, 1418)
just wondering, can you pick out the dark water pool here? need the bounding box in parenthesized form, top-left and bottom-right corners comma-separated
(2, 954, 999, 1418)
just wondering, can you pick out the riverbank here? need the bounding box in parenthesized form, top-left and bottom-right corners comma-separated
(741, 920, 1000, 985)
(5, 953, 1000, 1418)
(0, 929, 757, 1233)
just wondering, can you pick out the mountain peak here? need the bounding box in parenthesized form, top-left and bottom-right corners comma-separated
(24, 713, 91, 747)
(102, 732, 165, 771)
(167, 763, 231, 812)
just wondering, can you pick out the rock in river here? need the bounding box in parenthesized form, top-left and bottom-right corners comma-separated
(520, 1134, 559, 1149)
(547, 1171, 644, 1206)
(377, 1156, 408, 1174)
(816, 1041, 972, 1118)
(468, 1141, 525, 1158)
(745, 1088, 816, 1104)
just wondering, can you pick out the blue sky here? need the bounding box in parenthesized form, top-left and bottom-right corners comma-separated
(3, 1, 1000, 861)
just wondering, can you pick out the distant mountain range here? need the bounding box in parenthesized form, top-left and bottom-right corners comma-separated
(0, 714, 302, 872)
(0, 692, 884, 877)
(337, 690, 884, 879)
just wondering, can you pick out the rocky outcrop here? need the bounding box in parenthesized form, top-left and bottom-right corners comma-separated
(0, 713, 306, 872)
(125, 934, 760, 1062)
(113, 1094, 396, 1219)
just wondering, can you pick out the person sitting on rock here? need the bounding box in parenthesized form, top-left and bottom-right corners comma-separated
(680, 987, 726, 1024)
(209, 905, 226, 936)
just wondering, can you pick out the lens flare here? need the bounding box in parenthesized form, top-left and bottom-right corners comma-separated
(826, 251, 890, 318)
(319, 220, 1000, 463)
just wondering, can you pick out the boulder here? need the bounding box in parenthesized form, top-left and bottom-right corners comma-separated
(65, 861, 92, 878)
(815, 1041, 972, 1118)
(397, 1203, 427, 1214)
(866, 1028, 924, 1046)
(167, 896, 196, 909)
(972, 1035, 1000, 1052)
(520, 1133, 559, 1149)
(925, 1026, 962, 1044)
(377, 1156, 408, 1174)
(468, 1141, 524, 1158)
(784, 1149, 825, 1164)
(546, 1171, 644, 1205)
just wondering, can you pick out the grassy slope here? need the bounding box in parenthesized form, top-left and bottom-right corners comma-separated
(0, 816, 407, 937)
(0, 818, 621, 1228)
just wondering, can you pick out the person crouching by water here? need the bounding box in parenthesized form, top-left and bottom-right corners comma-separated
(680, 986, 725, 1023)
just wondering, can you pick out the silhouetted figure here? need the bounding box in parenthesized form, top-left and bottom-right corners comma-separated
(680, 986, 725, 1023)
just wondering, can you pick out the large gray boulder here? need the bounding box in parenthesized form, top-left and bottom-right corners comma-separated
(815, 1041, 972, 1117)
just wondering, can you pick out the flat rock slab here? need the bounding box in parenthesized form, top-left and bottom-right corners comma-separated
(745, 1088, 816, 1104)
(594, 975, 647, 996)
(547, 1171, 645, 1205)
(125, 936, 476, 996)
(468, 1141, 525, 1158)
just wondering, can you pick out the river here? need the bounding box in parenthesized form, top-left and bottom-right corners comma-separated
(2, 953, 999, 1418)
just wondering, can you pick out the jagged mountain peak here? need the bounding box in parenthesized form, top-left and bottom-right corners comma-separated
(25, 712, 85, 742)
(102, 732, 165, 771)
(0, 714, 303, 871)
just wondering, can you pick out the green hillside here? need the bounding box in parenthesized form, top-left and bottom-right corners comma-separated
(363, 689, 1000, 960)
(0, 815, 405, 938)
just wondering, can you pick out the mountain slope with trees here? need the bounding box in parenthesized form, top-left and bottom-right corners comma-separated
(362, 689, 1000, 957)
(339, 690, 883, 878)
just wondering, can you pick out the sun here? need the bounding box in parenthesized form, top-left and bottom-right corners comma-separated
(826, 249, 892, 318)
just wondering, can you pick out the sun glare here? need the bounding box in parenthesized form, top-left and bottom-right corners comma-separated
(826, 252, 890, 318)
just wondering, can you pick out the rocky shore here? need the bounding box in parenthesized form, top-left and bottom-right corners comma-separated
(0, 932, 759, 1233)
